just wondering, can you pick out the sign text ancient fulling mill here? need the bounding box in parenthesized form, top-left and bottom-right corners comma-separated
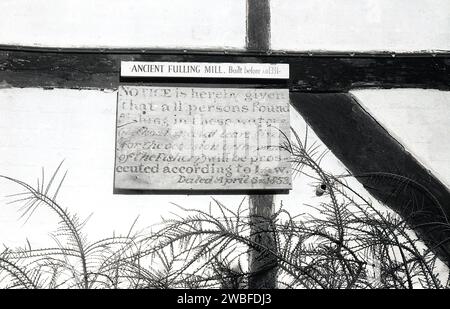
(121, 61, 289, 79)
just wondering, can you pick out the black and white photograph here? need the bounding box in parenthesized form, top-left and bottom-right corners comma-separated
(0, 0, 449, 297)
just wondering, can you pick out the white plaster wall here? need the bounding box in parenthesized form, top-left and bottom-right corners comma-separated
(271, 0, 450, 52)
(351, 89, 450, 188)
(0, 0, 246, 49)
(3, 1, 450, 52)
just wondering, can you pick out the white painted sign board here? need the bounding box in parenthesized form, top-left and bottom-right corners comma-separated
(114, 85, 292, 191)
(121, 61, 289, 79)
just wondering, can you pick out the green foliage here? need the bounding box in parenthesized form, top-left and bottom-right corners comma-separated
(0, 128, 448, 289)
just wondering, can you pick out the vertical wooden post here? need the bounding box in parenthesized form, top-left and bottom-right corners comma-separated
(248, 194, 278, 289)
(246, 0, 277, 289)
(246, 0, 271, 51)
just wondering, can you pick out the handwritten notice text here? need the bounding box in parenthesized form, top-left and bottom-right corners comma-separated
(114, 86, 291, 191)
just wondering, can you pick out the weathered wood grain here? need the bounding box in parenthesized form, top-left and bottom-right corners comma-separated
(1, 48, 449, 91)
(246, 0, 271, 51)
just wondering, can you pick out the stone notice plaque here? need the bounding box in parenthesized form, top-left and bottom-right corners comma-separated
(114, 86, 291, 191)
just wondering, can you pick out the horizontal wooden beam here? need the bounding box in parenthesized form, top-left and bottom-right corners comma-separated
(1, 45, 449, 57)
(0, 47, 449, 91)
(290, 92, 450, 265)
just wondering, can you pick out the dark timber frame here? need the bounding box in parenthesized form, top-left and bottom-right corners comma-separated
(1, 46, 449, 91)
(1, 0, 450, 287)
